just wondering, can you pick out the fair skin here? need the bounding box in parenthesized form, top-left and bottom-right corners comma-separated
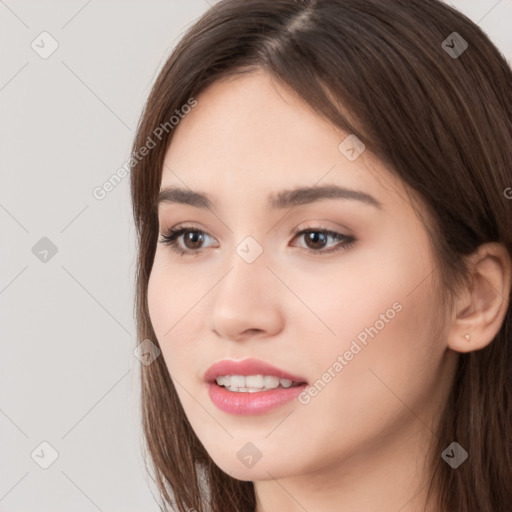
(147, 70, 511, 512)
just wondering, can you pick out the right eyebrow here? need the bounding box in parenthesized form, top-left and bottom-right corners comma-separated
(157, 187, 212, 209)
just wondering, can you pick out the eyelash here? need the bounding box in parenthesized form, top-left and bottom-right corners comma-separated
(158, 225, 356, 257)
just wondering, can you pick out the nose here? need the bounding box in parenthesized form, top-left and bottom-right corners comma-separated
(208, 245, 284, 342)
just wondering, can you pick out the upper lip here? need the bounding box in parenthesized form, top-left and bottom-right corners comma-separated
(204, 358, 308, 384)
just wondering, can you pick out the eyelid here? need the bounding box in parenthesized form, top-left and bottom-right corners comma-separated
(159, 222, 356, 257)
(292, 219, 352, 235)
(290, 226, 355, 253)
(159, 224, 218, 253)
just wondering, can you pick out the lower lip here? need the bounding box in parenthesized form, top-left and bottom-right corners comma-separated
(207, 382, 307, 415)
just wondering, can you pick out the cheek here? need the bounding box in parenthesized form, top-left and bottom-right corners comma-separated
(289, 232, 430, 349)
(295, 237, 443, 438)
(147, 255, 203, 375)
(147, 250, 205, 332)
(147, 257, 172, 339)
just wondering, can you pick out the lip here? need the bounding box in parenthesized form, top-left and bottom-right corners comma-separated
(203, 358, 308, 384)
(207, 382, 307, 415)
(204, 358, 308, 416)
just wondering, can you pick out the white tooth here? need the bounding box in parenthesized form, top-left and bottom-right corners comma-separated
(226, 385, 239, 392)
(280, 378, 292, 388)
(215, 376, 227, 386)
(245, 375, 264, 387)
(230, 375, 245, 388)
(263, 375, 280, 389)
(237, 387, 271, 393)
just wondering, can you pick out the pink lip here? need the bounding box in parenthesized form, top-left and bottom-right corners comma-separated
(203, 358, 307, 384)
(207, 382, 307, 415)
(204, 358, 308, 416)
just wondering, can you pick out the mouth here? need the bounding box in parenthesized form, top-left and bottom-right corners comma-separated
(214, 374, 305, 393)
(204, 358, 308, 414)
(207, 380, 308, 415)
(204, 357, 308, 388)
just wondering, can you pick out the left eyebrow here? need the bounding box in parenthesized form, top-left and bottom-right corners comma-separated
(268, 184, 382, 210)
(156, 184, 383, 211)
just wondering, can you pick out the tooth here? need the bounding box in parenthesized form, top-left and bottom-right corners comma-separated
(263, 376, 280, 389)
(230, 375, 245, 387)
(216, 374, 300, 390)
(245, 375, 264, 387)
(215, 376, 227, 386)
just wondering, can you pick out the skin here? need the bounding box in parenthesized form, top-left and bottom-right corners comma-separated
(147, 69, 511, 512)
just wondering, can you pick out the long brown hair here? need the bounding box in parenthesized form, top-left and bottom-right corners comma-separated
(130, 1, 512, 510)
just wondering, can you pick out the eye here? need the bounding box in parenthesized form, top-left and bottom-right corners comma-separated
(158, 225, 356, 257)
(291, 228, 355, 255)
(159, 226, 217, 257)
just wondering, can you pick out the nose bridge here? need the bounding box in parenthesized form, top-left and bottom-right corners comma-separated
(208, 233, 283, 340)
(217, 234, 269, 307)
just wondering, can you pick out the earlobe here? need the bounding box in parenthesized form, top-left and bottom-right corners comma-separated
(447, 243, 511, 354)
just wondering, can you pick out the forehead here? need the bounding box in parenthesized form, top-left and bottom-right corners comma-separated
(160, 70, 411, 214)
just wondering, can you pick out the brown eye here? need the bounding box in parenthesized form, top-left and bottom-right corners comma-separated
(159, 227, 216, 256)
(292, 228, 356, 255)
(303, 231, 328, 250)
(182, 230, 205, 250)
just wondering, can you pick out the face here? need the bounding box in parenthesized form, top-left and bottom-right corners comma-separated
(147, 70, 453, 483)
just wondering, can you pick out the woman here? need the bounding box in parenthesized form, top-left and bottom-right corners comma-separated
(130, 1, 512, 510)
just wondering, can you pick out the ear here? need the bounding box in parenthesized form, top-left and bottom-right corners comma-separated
(447, 242, 511, 353)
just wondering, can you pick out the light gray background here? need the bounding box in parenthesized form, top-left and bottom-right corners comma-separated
(1, 1, 510, 511)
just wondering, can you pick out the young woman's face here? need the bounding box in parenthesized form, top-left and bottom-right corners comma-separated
(147, 70, 456, 485)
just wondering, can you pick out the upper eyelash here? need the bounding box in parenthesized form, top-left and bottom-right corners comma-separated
(158, 225, 355, 256)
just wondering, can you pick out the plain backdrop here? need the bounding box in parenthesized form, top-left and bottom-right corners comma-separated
(1, 1, 511, 510)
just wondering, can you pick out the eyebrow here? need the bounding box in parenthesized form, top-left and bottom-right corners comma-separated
(156, 184, 382, 211)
